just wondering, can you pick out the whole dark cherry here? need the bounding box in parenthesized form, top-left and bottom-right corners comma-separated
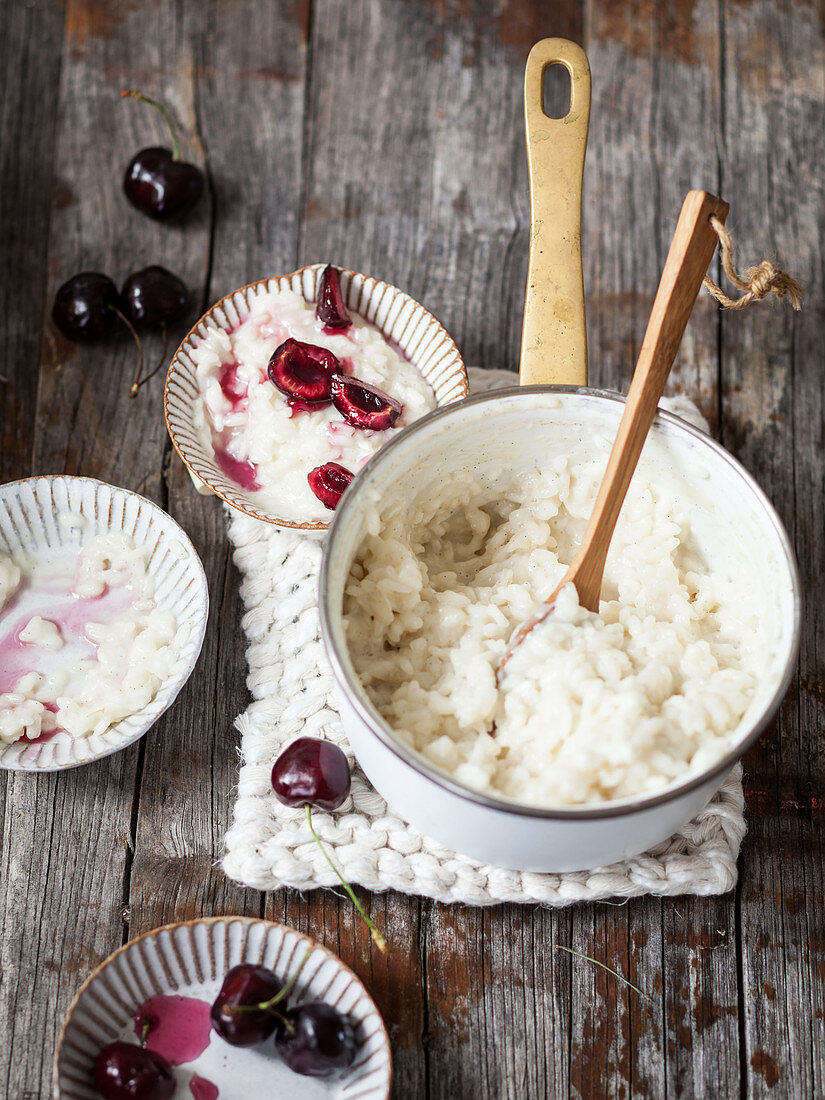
(52, 273, 120, 341)
(210, 963, 285, 1046)
(94, 1041, 175, 1100)
(121, 265, 188, 327)
(271, 737, 352, 810)
(122, 90, 204, 222)
(270, 739, 385, 950)
(275, 1002, 357, 1077)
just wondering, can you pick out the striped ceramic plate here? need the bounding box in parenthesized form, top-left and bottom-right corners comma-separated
(0, 476, 208, 771)
(164, 262, 468, 528)
(54, 917, 392, 1099)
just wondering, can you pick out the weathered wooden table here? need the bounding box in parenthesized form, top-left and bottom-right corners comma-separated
(2, 1, 822, 1096)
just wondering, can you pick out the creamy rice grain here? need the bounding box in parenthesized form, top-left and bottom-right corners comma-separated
(344, 461, 765, 808)
(0, 532, 187, 744)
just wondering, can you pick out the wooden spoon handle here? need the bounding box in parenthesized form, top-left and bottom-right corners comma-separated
(520, 38, 590, 387)
(569, 189, 729, 611)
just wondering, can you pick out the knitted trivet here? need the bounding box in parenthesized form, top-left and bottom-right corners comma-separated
(222, 369, 746, 906)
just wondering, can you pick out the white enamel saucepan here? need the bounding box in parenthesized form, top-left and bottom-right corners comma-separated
(318, 41, 800, 871)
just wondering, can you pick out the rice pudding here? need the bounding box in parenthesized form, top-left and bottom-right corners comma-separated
(190, 268, 437, 523)
(0, 529, 186, 745)
(344, 433, 772, 808)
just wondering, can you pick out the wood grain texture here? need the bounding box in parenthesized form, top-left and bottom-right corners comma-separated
(0, 0, 65, 486)
(127, 0, 310, 935)
(0, 3, 143, 1099)
(579, 4, 742, 1097)
(718, 1, 825, 1096)
(0, 0, 823, 1097)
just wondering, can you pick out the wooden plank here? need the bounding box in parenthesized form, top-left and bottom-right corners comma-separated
(301, 4, 585, 1095)
(661, 897, 740, 1097)
(580, 3, 741, 1096)
(268, 3, 441, 1093)
(568, 901, 642, 1098)
(0, 756, 142, 1099)
(584, 0, 722, 412)
(128, 0, 311, 932)
(0, 2, 138, 1099)
(423, 903, 572, 1099)
(0, 0, 65, 485)
(300, 2, 587, 1097)
(31, 4, 210, 492)
(290, 4, 594, 1095)
(718, 0, 825, 1095)
(0, 2, 217, 1095)
(421, 904, 493, 1099)
(0, 5, 68, 1087)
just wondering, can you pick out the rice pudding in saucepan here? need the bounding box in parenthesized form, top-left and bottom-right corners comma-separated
(344, 424, 774, 808)
(190, 266, 437, 523)
(0, 526, 187, 747)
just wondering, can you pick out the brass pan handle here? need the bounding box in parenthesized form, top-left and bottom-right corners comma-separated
(520, 39, 590, 387)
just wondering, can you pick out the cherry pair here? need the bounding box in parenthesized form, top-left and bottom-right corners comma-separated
(211, 963, 357, 1076)
(52, 268, 187, 340)
(52, 267, 187, 397)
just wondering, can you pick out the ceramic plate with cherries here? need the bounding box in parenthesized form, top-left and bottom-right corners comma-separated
(54, 917, 391, 1100)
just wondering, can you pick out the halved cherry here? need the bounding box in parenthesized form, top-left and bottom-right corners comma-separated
(315, 265, 351, 331)
(330, 374, 403, 431)
(267, 338, 339, 403)
(307, 463, 354, 510)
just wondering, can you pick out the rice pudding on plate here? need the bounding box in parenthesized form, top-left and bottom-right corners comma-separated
(344, 416, 775, 809)
(0, 528, 188, 750)
(0, 476, 209, 771)
(189, 267, 437, 524)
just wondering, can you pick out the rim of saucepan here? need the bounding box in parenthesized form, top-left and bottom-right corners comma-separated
(163, 262, 468, 529)
(320, 385, 802, 822)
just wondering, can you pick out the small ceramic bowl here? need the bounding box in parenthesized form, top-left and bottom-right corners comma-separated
(0, 476, 208, 771)
(320, 388, 800, 872)
(164, 262, 468, 528)
(54, 916, 392, 1099)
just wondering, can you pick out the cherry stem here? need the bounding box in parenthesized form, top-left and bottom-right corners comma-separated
(137, 1013, 153, 1048)
(228, 948, 311, 1017)
(107, 306, 144, 398)
(121, 89, 181, 161)
(305, 804, 387, 952)
(132, 321, 168, 395)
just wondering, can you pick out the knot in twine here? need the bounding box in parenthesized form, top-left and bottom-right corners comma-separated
(703, 215, 803, 311)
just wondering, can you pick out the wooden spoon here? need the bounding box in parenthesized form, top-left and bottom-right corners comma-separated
(497, 189, 730, 679)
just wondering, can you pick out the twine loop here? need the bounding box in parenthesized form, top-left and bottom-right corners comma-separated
(703, 215, 803, 311)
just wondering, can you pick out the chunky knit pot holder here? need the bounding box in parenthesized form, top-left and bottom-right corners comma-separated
(222, 369, 746, 907)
